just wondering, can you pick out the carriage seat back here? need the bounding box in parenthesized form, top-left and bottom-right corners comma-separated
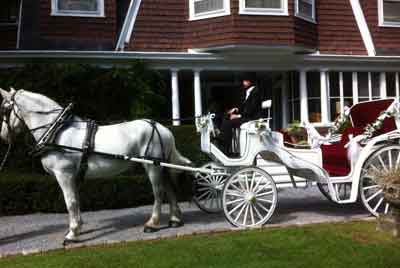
(321, 98, 397, 177)
(349, 98, 397, 134)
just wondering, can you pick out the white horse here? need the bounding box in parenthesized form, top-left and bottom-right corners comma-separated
(0, 88, 191, 244)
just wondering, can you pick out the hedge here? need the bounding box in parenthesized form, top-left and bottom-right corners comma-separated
(0, 125, 208, 216)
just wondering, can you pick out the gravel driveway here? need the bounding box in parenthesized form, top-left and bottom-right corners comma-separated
(0, 186, 370, 257)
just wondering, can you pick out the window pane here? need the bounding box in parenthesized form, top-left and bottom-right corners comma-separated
(194, 0, 224, 13)
(307, 72, 321, 123)
(289, 100, 300, 122)
(383, 0, 400, 23)
(58, 0, 98, 12)
(330, 98, 341, 119)
(0, 1, 19, 23)
(298, 0, 313, 18)
(371, 72, 380, 98)
(307, 71, 320, 98)
(343, 72, 353, 97)
(358, 72, 369, 98)
(329, 72, 340, 97)
(245, 0, 281, 9)
(387, 72, 397, 97)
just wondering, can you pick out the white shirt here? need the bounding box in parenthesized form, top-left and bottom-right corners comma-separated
(245, 86, 255, 101)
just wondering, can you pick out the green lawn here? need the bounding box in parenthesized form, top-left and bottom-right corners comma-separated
(1, 221, 399, 268)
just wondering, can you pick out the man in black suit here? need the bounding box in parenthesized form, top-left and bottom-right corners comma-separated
(221, 72, 263, 154)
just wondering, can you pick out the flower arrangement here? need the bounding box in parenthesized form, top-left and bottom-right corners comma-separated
(329, 112, 351, 135)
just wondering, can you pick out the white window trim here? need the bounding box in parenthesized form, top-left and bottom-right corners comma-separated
(189, 0, 230, 21)
(294, 0, 316, 24)
(51, 0, 105, 18)
(378, 0, 400, 27)
(239, 0, 289, 16)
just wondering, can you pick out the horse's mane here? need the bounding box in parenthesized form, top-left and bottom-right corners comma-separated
(17, 90, 63, 112)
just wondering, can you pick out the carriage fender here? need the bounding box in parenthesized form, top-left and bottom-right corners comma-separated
(350, 131, 400, 200)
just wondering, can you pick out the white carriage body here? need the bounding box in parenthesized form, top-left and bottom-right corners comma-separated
(196, 98, 400, 205)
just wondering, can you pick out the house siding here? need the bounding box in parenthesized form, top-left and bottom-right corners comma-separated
(38, 0, 117, 50)
(317, 0, 366, 55)
(130, 0, 318, 52)
(361, 0, 400, 55)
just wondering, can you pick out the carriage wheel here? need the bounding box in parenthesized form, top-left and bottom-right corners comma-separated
(317, 182, 352, 203)
(359, 145, 400, 217)
(193, 162, 229, 213)
(222, 167, 277, 228)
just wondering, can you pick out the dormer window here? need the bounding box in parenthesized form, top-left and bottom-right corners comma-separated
(295, 0, 316, 23)
(189, 0, 231, 21)
(379, 0, 400, 27)
(239, 0, 289, 16)
(51, 0, 105, 17)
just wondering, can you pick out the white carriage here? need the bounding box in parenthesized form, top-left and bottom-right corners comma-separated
(194, 98, 400, 228)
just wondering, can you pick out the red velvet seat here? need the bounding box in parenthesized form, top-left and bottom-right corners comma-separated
(321, 99, 397, 177)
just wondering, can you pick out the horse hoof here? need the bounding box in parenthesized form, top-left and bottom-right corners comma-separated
(143, 226, 159, 233)
(63, 238, 79, 246)
(169, 220, 184, 228)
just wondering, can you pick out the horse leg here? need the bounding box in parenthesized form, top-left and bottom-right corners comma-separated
(164, 171, 183, 228)
(54, 171, 83, 243)
(143, 165, 163, 233)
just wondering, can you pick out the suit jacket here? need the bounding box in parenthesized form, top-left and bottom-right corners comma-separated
(240, 86, 263, 122)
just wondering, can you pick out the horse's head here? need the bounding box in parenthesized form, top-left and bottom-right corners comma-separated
(0, 88, 25, 143)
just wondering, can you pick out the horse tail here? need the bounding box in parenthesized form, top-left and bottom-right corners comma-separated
(169, 145, 192, 167)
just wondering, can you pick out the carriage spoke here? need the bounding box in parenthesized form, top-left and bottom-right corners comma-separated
(244, 173, 250, 192)
(373, 197, 384, 213)
(369, 164, 379, 173)
(197, 190, 212, 201)
(226, 198, 245, 205)
(228, 200, 246, 215)
(388, 150, 393, 169)
(225, 190, 244, 198)
(257, 198, 273, 204)
(234, 203, 247, 222)
(249, 204, 255, 225)
(385, 203, 390, 214)
(256, 202, 270, 213)
(256, 191, 274, 198)
(254, 182, 272, 194)
(253, 204, 263, 220)
(249, 172, 256, 191)
(243, 204, 250, 225)
(363, 184, 380, 191)
(366, 189, 383, 202)
(377, 155, 388, 172)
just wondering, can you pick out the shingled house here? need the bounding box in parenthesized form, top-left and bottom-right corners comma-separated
(1, 0, 400, 128)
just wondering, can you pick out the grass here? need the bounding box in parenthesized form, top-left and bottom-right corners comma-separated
(0, 221, 399, 268)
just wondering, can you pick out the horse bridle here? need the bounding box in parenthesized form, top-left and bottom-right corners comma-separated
(0, 90, 63, 170)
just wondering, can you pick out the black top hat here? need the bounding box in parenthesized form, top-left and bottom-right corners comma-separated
(242, 72, 257, 82)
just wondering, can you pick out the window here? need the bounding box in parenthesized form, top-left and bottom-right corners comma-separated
(51, 0, 105, 17)
(0, 1, 19, 24)
(295, 0, 315, 23)
(379, 0, 400, 27)
(386, 72, 398, 97)
(239, 0, 289, 16)
(307, 72, 321, 123)
(288, 72, 300, 123)
(189, 0, 230, 20)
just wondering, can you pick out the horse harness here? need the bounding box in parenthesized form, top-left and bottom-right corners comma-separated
(0, 95, 167, 184)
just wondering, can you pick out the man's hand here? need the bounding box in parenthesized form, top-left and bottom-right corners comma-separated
(227, 108, 239, 115)
(230, 114, 242, 120)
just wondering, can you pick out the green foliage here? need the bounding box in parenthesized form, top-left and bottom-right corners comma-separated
(0, 62, 167, 121)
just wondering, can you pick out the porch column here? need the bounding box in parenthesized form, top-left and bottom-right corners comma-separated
(281, 72, 289, 128)
(320, 71, 330, 124)
(352, 72, 359, 104)
(194, 69, 203, 117)
(380, 72, 387, 98)
(299, 70, 309, 123)
(339, 72, 344, 114)
(171, 69, 181, 126)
